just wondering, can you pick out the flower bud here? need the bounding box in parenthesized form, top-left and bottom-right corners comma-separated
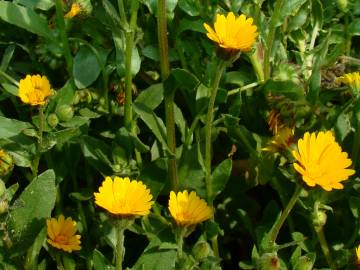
(192, 241, 211, 260)
(257, 253, 280, 270)
(0, 150, 13, 177)
(293, 256, 314, 270)
(0, 200, 9, 214)
(337, 0, 348, 12)
(312, 210, 327, 228)
(56, 105, 74, 122)
(47, 113, 59, 128)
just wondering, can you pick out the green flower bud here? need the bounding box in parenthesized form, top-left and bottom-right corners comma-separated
(75, 0, 93, 16)
(192, 241, 211, 260)
(47, 113, 59, 128)
(293, 256, 314, 270)
(257, 253, 280, 270)
(312, 210, 327, 228)
(0, 150, 13, 177)
(56, 105, 74, 122)
(0, 180, 5, 197)
(0, 200, 9, 214)
(337, 0, 348, 12)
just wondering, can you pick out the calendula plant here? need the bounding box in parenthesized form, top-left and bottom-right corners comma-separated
(0, 0, 360, 269)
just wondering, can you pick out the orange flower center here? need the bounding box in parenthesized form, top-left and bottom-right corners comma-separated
(54, 235, 68, 245)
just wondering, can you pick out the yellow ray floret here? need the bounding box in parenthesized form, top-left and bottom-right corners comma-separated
(337, 72, 360, 90)
(94, 176, 154, 216)
(65, 3, 81, 19)
(292, 131, 355, 191)
(203, 12, 258, 52)
(356, 245, 360, 264)
(18, 74, 53, 106)
(168, 190, 213, 226)
(46, 215, 81, 253)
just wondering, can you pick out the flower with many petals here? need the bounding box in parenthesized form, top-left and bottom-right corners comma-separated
(94, 176, 154, 217)
(203, 12, 258, 53)
(337, 72, 360, 91)
(292, 131, 355, 191)
(263, 127, 294, 153)
(46, 215, 81, 253)
(168, 190, 213, 226)
(18, 75, 53, 106)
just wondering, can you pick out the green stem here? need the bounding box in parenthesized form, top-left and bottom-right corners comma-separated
(344, 14, 351, 56)
(263, 0, 284, 80)
(55, 253, 64, 270)
(55, 0, 73, 79)
(123, 0, 139, 130)
(250, 49, 264, 81)
(157, 0, 178, 191)
(268, 184, 302, 249)
(32, 106, 45, 179)
(205, 60, 227, 205)
(0, 69, 19, 86)
(315, 226, 337, 270)
(115, 223, 125, 270)
(176, 227, 186, 259)
(117, 0, 127, 25)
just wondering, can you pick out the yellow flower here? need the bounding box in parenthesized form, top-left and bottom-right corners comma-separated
(0, 149, 13, 176)
(356, 245, 360, 265)
(262, 127, 294, 153)
(46, 215, 81, 253)
(94, 176, 154, 216)
(203, 12, 258, 52)
(337, 72, 360, 90)
(168, 190, 213, 226)
(18, 75, 53, 106)
(65, 3, 81, 19)
(292, 131, 355, 191)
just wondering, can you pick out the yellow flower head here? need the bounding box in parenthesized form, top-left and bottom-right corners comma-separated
(94, 176, 154, 217)
(356, 245, 360, 265)
(203, 12, 258, 52)
(262, 127, 294, 153)
(292, 131, 355, 191)
(18, 75, 53, 106)
(337, 72, 360, 91)
(46, 215, 81, 253)
(65, 3, 81, 19)
(168, 190, 213, 227)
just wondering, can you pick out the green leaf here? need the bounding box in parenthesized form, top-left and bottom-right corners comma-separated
(133, 102, 171, 155)
(0, 116, 33, 138)
(278, 0, 308, 27)
(8, 170, 56, 254)
(73, 46, 102, 89)
(93, 249, 114, 270)
(1, 45, 16, 71)
(263, 79, 305, 100)
(1, 83, 18, 96)
(349, 18, 360, 36)
(24, 228, 47, 270)
(211, 159, 232, 200)
(311, 0, 323, 29)
(0, 2, 53, 39)
(135, 83, 164, 110)
(178, 0, 200, 16)
(15, 0, 54, 10)
(132, 249, 177, 270)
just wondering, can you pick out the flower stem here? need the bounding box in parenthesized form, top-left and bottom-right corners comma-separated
(268, 184, 302, 249)
(263, 0, 284, 80)
(123, 0, 139, 130)
(32, 106, 45, 179)
(176, 227, 186, 259)
(315, 226, 337, 270)
(205, 60, 227, 204)
(115, 222, 125, 270)
(55, 0, 73, 79)
(157, 0, 178, 191)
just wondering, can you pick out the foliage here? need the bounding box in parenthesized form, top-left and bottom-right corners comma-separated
(0, 0, 359, 269)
